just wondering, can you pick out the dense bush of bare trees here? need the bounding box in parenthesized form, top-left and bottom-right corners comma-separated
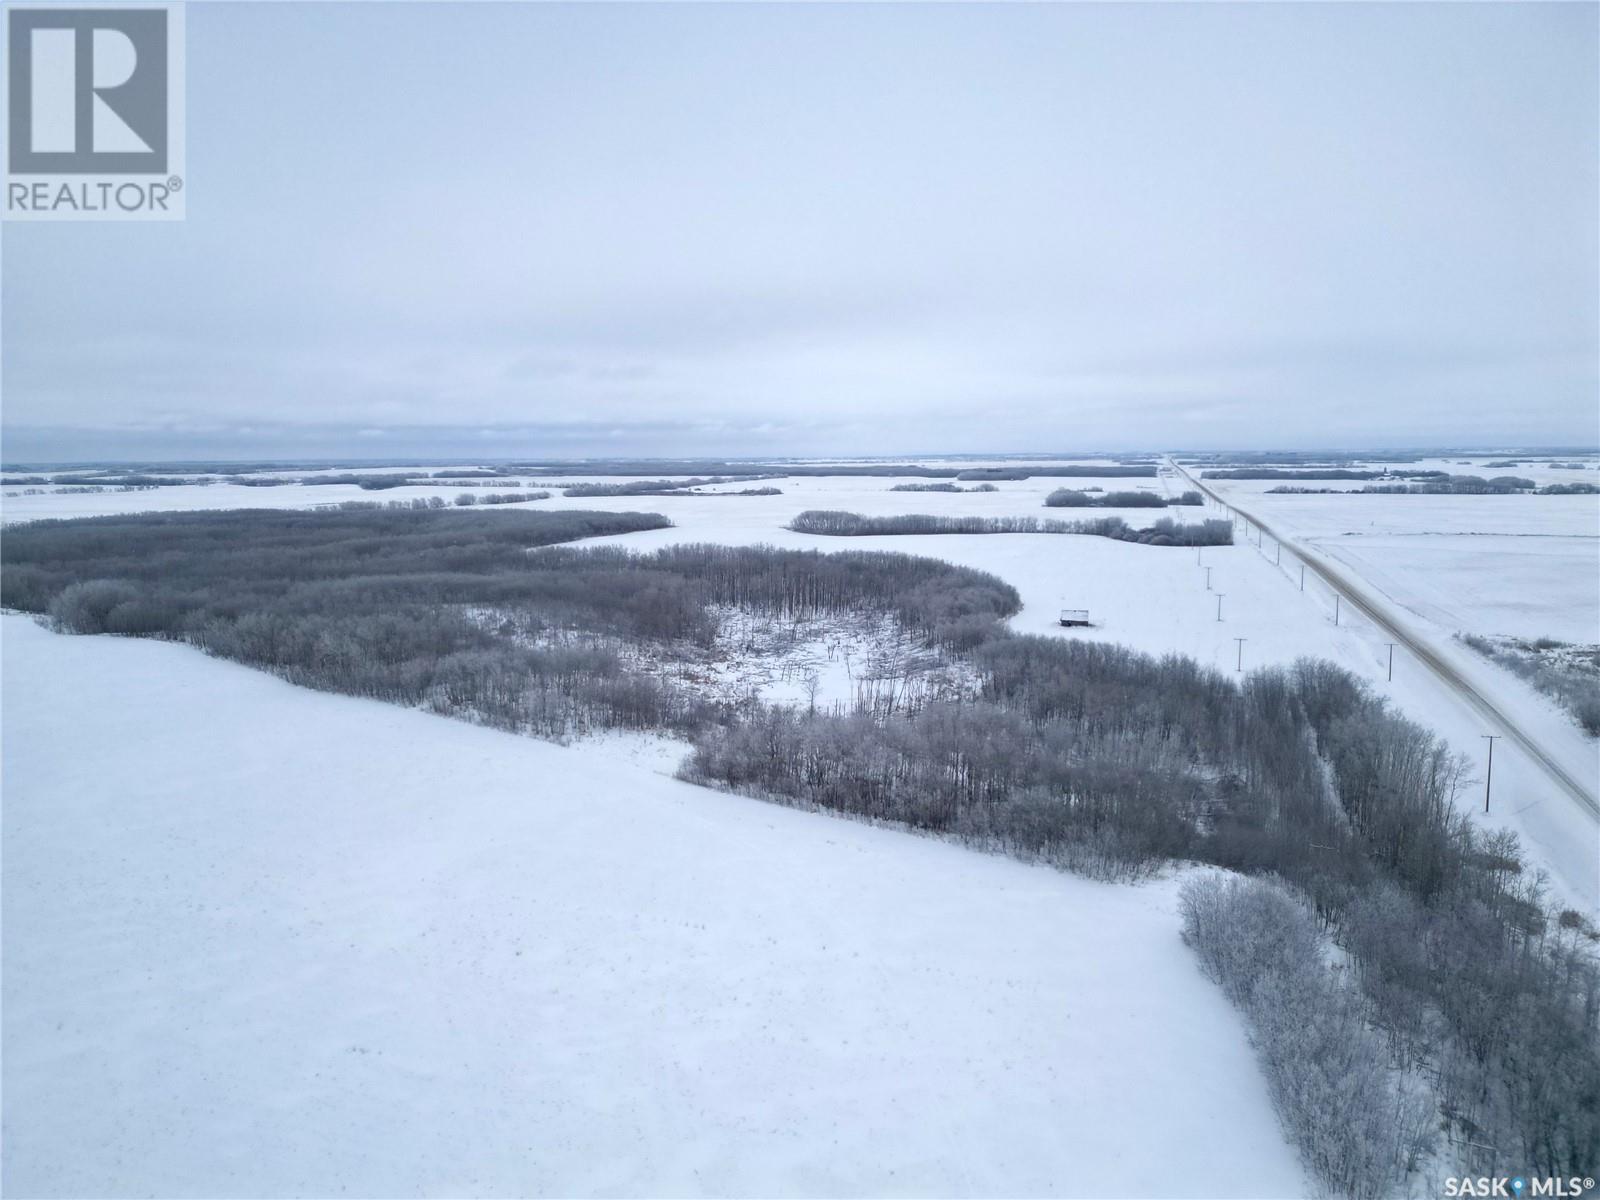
(1180, 875, 1435, 1199)
(1045, 488, 1163, 507)
(1044, 488, 1202, 508)
(789, 510, 1235, 546)
(953, 468, 1030, 481)
(1, 508, 1019, 734)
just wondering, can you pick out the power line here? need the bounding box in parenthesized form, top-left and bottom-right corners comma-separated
(1481, 734, 1502, 813)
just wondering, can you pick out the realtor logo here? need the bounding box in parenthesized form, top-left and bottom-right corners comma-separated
(4, 4, 185, 219)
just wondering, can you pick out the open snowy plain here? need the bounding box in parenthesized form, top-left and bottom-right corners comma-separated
(3, 456, 1596, 1195)
(3, 615, 1307, 1198)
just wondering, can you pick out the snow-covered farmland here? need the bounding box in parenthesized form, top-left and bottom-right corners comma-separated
(1, 615, 1308, 1198)
(4, 455, 1596, 1195)
(1190, 457, 1599, 644)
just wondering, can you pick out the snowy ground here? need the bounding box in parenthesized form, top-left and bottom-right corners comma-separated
(0, 460, 1182, 526)
(1, 615, 1308, 1199)
(3, 454, 1595, 1195)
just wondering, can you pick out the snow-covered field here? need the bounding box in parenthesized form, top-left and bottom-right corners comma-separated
(0, 462, 1181, 526)
(1190, 457, 1599, 644)
(4, 454, 1596, 1195)
(1, 615, 1308, 1198)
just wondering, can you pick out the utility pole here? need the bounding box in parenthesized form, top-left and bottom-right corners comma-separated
(1334, 594, 1341, 625)
(1274, 542, 1281, 566)
(1481, 734, 1502, 813)
(1384, 642, 1397, 682)
(1204, 566, 1212, 590)
(1215, 593, 1224, 622)
(1233, 637, 1246, 672)
(1197, 546, 1203, 566)
(1299, 564, 1305, 591)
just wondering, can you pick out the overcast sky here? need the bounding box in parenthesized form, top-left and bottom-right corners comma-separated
(4, 1, 1596, 462)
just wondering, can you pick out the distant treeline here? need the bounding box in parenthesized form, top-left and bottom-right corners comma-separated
(889, 482, 999, 493)
(314, 473, 423, 490)
(1045, 488, 1202, 508)
(451, 491, 550, 506)
(1180, 452, 1423, 466)
(562, 477, 777, 497)
(1203, 468, 1387, 480)
(47, 472, 196, 488)
(1267, 474, 1554, 496)
(967, 465, 1156, 478)
(13, 463, 1161, 490)
(789, 510, 1233, 546)
(514, 461, 1158, 479)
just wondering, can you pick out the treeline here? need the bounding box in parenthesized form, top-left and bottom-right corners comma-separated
(47, 472, 194, 487)
(451, 491, 550, 506)
(1459, 634, 1600, 735)
(511, 461, 1158, 479)
(1270, 478, 1581, 496)
(889, 482, 999, 493)
(1358, 474, 1536, 495)
(317, 473, 422, 490)
(1181, 451, 1421, 466)
(999, 465, 1156, 478)
(1045, 488, 1202, 508)
(562, 476, 772, 497)
(789, 510, 1234, 546)
(1204, 468, 1387, 480)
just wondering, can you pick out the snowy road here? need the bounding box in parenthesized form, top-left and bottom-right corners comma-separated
(1172, 459, 1600, 821)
